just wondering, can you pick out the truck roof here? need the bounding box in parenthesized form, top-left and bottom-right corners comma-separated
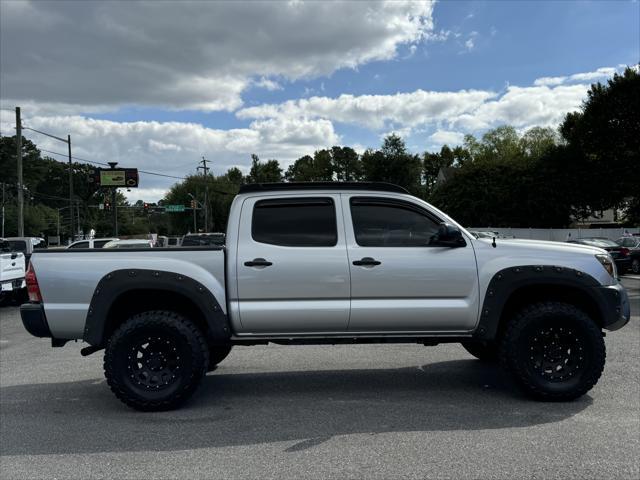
(238, 182, 409, 195)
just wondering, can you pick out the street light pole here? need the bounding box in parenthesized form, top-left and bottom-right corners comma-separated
(16, 107, 24, 237)
(188, 193, 197, 232)
(108, 162, 118, 236)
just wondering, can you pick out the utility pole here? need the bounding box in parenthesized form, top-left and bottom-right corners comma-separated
(16, 107, 24, 237)
(108, 162, 118, 236)
(197, 156, 211, 232)
(20, 122, 75, 238)
(1, 182, 5, 237)
(68, 134, 74, 238)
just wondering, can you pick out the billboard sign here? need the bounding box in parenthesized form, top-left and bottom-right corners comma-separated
(89, 168, 139, 188)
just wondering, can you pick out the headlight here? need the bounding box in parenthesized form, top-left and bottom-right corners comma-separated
(595, 254, 616, 277)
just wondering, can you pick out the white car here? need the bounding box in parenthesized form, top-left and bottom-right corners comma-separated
(67, 238, 119, 249)
(0, 238, 26, 304)
(102, 239, 154, 249)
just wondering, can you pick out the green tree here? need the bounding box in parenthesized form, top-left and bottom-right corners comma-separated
(560, 65, 640, 215)
(284, 150, 334, 181)
(331, 146, 362, 181)
(361, 134, 422, 196)
(520, 126, 558, 159)
(246, 154, 283, 183)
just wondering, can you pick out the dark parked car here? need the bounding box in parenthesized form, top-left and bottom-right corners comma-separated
(568, 238, 631, 274)
(616, 237, 640, 274)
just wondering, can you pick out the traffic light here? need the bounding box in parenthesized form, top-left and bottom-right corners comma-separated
(143, 202, 149, 212)
(104, 201, 111, 211)
(190, 199, 196, 209)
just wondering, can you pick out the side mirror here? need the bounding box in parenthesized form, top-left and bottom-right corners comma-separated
(432, 223, 466, 248)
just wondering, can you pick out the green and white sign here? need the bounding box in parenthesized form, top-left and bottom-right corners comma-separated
(165, 204, 185, 212)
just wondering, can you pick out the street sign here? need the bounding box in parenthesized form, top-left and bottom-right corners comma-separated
(89, 168, 139, 187)
(165, 204, 185, 212)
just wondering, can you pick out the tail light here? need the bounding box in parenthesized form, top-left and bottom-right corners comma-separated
(25, 262, 43, 303)
(619, 248, 629, 257)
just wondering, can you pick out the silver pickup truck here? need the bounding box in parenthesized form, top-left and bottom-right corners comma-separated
(20, 182, 631, 411)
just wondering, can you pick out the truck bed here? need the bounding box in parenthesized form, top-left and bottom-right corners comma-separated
(30, 248, 226, 339)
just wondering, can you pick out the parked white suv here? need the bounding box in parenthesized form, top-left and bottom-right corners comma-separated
(0, 239, 26, 304)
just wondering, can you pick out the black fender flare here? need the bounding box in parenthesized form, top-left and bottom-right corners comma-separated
(473, 265, 618, 341)
(83, 269, 231, 347)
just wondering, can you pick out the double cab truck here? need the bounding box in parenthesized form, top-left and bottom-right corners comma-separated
(20, 182, 631, 411)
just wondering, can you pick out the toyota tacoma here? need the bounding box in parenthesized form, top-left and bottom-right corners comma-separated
(20, 182, 631, 410)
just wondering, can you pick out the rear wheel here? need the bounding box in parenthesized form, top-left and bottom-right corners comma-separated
(461, 340, 499, 361)
(500, 302, 605, 401)
(631, 258, 640, 274)
(104, 310, 209, 411)
(207, 344, 232, 371)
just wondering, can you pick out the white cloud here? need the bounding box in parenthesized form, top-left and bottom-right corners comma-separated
(569, 67, 617, 82)
(0, 113, 340, 202)
(253, 77, 283, 92)
(464, 38, 475, 51)
(239, 65, 623, 135)
(429, 130, 465, 146)
(0, 1, 435, 113)
(237, 89, 497, 130)
(534, 66, 620, 87)
(533, 76, 567, 86)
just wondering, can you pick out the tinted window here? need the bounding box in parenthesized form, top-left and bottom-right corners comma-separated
(182, 234, 225, 246)
(70, 241, 90, 249)
(252, 198, 337, 247)
(8, 240, 27, 252)
(350, 198, 441, 247)
(94, 240, 110, 248)
(623, 238, 638, 247)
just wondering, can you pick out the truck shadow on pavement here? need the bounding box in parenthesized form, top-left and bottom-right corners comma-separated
(0, 359, 592, 456)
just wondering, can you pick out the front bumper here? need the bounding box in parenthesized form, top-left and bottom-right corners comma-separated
(20, 303, 53, 338)
(595, 282, 631, 331)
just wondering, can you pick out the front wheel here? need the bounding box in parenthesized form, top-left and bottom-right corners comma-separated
(104, 310, 209, 411)
(461, 340, 499, 362)
(500, 302, 605, 401)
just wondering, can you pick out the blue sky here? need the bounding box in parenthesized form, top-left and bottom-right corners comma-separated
(1, 0, 638, 201)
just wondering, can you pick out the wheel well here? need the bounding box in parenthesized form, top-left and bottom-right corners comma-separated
(497, 284, 603, 338)
(104, 289, 210, 342)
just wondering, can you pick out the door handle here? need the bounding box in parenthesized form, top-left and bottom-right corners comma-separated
(352, 257, 381, 266)
(244, 258, 273, 267)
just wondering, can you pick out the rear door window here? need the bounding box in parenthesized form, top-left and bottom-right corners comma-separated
(252, 198, 337, 247)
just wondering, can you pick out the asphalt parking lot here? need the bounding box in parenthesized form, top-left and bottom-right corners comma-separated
(1, 277, 638, 480)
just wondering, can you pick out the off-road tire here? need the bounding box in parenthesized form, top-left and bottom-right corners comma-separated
(461, 340, 499, 362)
(207, 345, 233, 371)
(500, 302, 605, 401)
(104, 310, 209, 411)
